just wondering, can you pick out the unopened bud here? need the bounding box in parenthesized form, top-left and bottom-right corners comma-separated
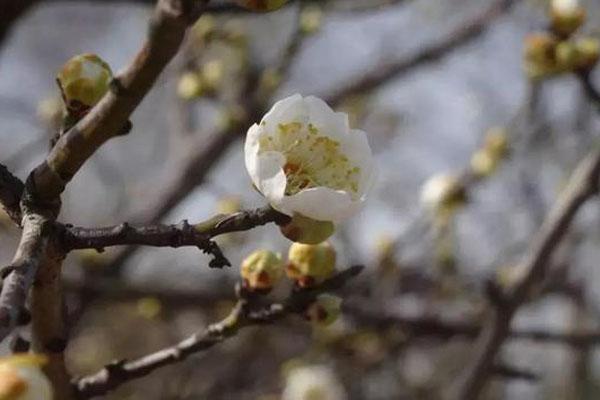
(56, 53, 112, 117)
(523, 33, 560, 80)
(305, 294, 342, 327)
(241, 250, 284, 293)
(574, 37, 600, 71)
(420, 173, 467, 216)
(286, 242, 336, 288)
(177, 72, 204, 100)
(279, 214, 335, 245)
(300, 5, 323, 35)
(550, 0, 585, 37)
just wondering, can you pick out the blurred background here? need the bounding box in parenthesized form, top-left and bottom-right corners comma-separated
(1, 0, 600, 398)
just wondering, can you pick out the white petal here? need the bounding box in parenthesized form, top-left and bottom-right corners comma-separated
(261, 93, 306, 128)
(244, 123, 263, 189)
(281, 187, 364, 223)
(254, 151, 288, 209)
(342, 129, 376, 197)
(304, 95, 349, 141)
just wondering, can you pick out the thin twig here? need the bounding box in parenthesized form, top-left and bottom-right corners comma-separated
(326, 0, 516, 106)
(74, 265, 363, 398)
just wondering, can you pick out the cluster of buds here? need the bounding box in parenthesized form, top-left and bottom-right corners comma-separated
(177, 60, 225, 100)
(240, 242, 342, 327)
(470, 127, 509, 178)
(180, 16, 250, 102)
(240, 242, 337, 292)
(0, 354, 53, 400)
(523, 0, 598, 80)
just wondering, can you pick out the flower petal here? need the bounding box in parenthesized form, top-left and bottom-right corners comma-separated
(253, 151, 290, 214)
(342, 129, 376, 196)
(281, 187, 364, 222)
(261, 93, 306, 129)
(304, 95, 349, 141)
(244, 123, 263, 189)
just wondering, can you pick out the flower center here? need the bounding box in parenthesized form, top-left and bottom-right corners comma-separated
(258, 122, 361, 197)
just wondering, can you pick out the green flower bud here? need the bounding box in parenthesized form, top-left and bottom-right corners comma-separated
(234, 0, 288, 12)
(420, 173, 467, 217)
(177, 72, 204, 100)
(56, 53, 112, 117)
(286, 242, 336, 288)
(550, 0, 585, 38)
(300, 5, 323, 35)
(279, 214, 335, 245)
(523, 33, 560, 80)
(483, 127, 509, 159)
(304, 294, 342, 327)
(241, 250, 284, 293)
(573, 37, 600, 71)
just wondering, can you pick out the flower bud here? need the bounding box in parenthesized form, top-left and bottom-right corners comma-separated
(483, 128, 509, 159)
(555, 40, 579, 70)
(235, 0, 288, 12)
(470, 150, 498, 178)
(0, 354, 53, 400)
(300, 5, 323, 35)
(177, 72, 204, 100)
(201, 60, 224, 91)
(279, 214, 335, 245)
(573, 37, 600, 71)
(420, 173, 467, 216)
(523, 33, 560, 80)
(550, 0, 585, 38)
(286, 242, 336, 288)
(241, 250, 284, 293)
(56, 53, 112, 117)
(304, 294, 342, 327)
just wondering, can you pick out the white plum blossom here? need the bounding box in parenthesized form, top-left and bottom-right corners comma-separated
(244, 94, 375, 223)
(282, 365, 347, 400)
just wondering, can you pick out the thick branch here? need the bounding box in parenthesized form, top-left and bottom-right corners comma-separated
(0, 213, 51, 343)
(0, 163, 24, 225)
(448, 148, 600, 400)
(74, 265, 363, 398)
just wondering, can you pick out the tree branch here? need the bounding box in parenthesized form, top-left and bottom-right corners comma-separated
(447, 148, 600, 400)
(60, 206, 288, 268)
(0, 213, 52, 343)
(74, 265, 363, 398)
(346, 301, 600, 347)
(27, 0, 210, 207)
